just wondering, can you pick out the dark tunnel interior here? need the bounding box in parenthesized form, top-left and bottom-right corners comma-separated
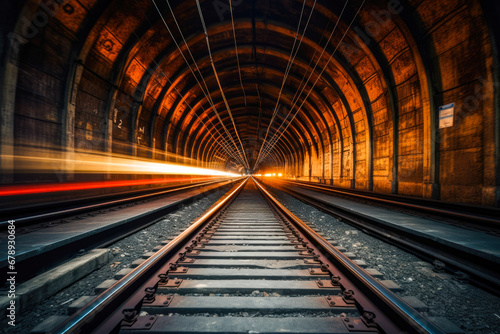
(1, 0, 499, 207)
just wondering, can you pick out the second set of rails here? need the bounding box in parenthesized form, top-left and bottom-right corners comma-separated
(48, 178, 444, 334)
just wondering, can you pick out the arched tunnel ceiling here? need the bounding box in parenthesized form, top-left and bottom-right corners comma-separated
(61, 0, 398, 170)
(2, 0, 499, 205)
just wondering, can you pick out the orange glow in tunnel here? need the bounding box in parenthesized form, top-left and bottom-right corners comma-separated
(0, 147, 240, 197)
(0, 177, 219, 197)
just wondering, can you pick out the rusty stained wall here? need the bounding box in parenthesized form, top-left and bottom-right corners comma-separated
(2, 0, 498, 206)
(287, 0, 497, 206)
(11, 0, 80, 183)
(421, 0, 497, 204)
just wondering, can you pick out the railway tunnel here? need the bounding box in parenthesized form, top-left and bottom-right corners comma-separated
(1, 0, 500, 333)
(1, 0, 499, 206)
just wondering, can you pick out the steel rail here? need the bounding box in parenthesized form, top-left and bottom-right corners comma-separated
(284, 180, 500, 226)
(0, 178, 239, 230)
(46, 176, 445, 333)
(48, 177, 249, 334)
(252, 177, 445, 334)
(273, 180, 500, 296)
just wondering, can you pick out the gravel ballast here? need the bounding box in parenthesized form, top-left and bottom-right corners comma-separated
(5, 187, 230, 334)
(266, 185, 500, 334)
(10, 182, 500, 333)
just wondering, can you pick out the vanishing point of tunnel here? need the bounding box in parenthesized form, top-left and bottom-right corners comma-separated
(1, 0, 499, 206)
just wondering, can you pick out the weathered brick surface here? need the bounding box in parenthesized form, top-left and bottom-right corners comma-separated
(2, 0, 497, 205)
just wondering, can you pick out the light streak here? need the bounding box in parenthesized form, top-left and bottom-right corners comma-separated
(0, 148, 239, 196)
(0, 177, 210, 197)
(6, 149, 238, 176)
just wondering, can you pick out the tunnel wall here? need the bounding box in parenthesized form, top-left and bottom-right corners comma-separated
(0, 0, 498, 206)
(283, 0, 498, 206)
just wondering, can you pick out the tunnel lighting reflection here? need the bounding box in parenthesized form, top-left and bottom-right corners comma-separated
(6, 149, 238, 176)
(0, 177, 211, 197)
(259, 173, 282, 178)
(0, 148, 239, 196)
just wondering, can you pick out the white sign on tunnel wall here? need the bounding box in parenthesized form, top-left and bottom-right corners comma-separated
(438, 103, 454, 129)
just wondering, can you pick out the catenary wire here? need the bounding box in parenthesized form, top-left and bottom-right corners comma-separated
(195, 0, 250, 169)
(252, 0, 312, 169)
(131, 0, 243, 165)
(255, 0, 351, 167)
(152, 0, 248, 167)
(256, 0, 366, 167)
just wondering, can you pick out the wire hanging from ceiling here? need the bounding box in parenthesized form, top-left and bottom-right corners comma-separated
(194, 0, 251, 170)
(131, 0, 243, 165)
(252, 0, 316, 169)
(162, 0, 250, 168)
(255, 0, 352, 166)
(161, 1, 247, 164)
(256, 0, 366, 167)
(151, 0, 249, 168)
(138, 4, 242, 164)
(229, 0, 247, 108)
(255, 0, 350, 167)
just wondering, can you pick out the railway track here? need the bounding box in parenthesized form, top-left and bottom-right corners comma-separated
(0, 178, 238, 230)
(48, 178, 444, 334)
(281, 180, 500, 229)
(0, 178, 239, 285)
(262, 179, 500, 296)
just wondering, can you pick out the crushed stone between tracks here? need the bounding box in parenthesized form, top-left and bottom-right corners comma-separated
(5, 188, 229, 334)
(266, 185, 500, 334)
